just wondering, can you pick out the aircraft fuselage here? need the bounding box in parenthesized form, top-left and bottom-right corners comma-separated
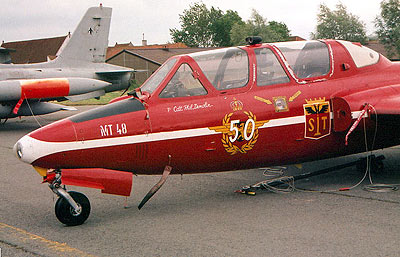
(15, 40, 400, 175)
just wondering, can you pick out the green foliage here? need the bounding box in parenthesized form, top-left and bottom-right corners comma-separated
(170, 3, 213, 47)
(313, 3, 368, 44)
(375, 0, 400, 58)
(62, 90, 122, 106)
(170, 2, 243, 47)
(230, 9, 290, 45)
(211, 10, 243, 47)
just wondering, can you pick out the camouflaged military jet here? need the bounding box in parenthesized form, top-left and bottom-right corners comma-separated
(0, 5, 132, 121)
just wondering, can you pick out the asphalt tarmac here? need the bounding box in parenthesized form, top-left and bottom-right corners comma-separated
(1, 106, 399, 257)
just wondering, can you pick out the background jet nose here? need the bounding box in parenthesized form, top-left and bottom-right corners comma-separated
(14, 118, 78, 165)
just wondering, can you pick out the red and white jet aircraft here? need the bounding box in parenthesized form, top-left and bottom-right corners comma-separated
(14, 37, 400, 225)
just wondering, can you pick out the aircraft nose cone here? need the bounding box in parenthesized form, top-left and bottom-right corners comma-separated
(14, 135, 35, 164)
(14, 118, 78, 166)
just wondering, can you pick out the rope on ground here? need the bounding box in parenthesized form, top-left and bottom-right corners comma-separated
(363, 184, 399, 192)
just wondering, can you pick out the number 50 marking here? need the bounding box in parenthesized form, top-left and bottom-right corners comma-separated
(229, 118, 256, 143)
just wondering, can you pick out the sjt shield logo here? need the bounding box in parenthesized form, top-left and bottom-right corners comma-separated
(303, 98, 331, 139)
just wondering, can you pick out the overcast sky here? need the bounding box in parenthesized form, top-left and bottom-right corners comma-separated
(0, 0, 383, 46)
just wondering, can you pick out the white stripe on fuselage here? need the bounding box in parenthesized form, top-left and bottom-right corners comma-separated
(18, 111, 365, 164)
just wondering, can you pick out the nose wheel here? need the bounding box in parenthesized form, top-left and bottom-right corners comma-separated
(55, 191, 91, 226)
(47, 171, 91, 226)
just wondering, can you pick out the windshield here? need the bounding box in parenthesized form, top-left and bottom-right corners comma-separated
(272, 41, 330, 79)
(140, 58, 177, 94)
(255, 48, 290, 86)
(159, 63, 207, 98)
(190, 47, 249, 90)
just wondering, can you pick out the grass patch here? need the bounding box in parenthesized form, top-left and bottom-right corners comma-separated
(62, 83, 138, 106)
(62, 90, 125, 105)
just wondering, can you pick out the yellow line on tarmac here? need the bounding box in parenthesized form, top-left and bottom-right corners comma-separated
(0, 222, 97, 257)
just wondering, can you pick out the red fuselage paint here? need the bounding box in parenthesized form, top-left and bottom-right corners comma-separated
(17, 40, 400, 177)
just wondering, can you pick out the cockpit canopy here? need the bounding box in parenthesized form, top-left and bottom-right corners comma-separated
(140, 58, 177, 94)
(337, 40, 380, 68)
(190, 47, 249, 90)
(139, 40, 381, 99)
(140, 47, 250, 97)
(272, 40, 331, 79)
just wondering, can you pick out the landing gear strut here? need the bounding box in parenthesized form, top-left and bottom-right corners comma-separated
(48, 171, 91, 226)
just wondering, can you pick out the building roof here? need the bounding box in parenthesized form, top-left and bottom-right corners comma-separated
(114, 42, 134, 47)
(288, 36, 306, 41)
(106, 42, 188, 60)
(366, 40, 400, 60)
(107, 47, 215, 65)
(1, 36, 67, 64)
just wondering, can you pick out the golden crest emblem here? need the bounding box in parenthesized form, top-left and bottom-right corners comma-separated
(303, 97, 331, 139)
(209, 99, 269, 155)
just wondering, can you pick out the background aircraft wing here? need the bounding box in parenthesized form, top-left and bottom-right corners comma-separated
(96, 70, 133, 75)
(95, 68, 147, 75)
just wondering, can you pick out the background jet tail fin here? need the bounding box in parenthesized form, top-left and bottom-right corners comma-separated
(56, 6, 112, 64)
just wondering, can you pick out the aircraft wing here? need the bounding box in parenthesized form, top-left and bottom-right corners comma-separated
(65, 89, 105, 102)
(95, 69, 147, 75)
(95, 70, 132, 75)
(341, 84, 400, 127)
(374, 97, 400, 116)
(342, 84, 400, 115)
(95, 68, 147, 93)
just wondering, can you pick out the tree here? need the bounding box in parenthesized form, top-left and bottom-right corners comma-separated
(230, 9, 290, 45)
(375, 0, 400, 59)
(313, 3, 368, 44)
(170, 3, 214, 47)
(170, 3, 243, 47)
(211, 10, 243, 46)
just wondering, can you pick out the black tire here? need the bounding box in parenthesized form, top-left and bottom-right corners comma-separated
(55, 191, 91, 226)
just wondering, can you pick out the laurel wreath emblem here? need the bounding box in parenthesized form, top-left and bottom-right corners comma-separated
(221, 111, 259, 155)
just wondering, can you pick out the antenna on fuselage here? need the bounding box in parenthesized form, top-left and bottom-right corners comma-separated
(245, 36, 262, 45)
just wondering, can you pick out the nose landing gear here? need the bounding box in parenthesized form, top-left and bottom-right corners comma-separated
(47, 171, 91, 226)
(55, 191, 90, 226)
